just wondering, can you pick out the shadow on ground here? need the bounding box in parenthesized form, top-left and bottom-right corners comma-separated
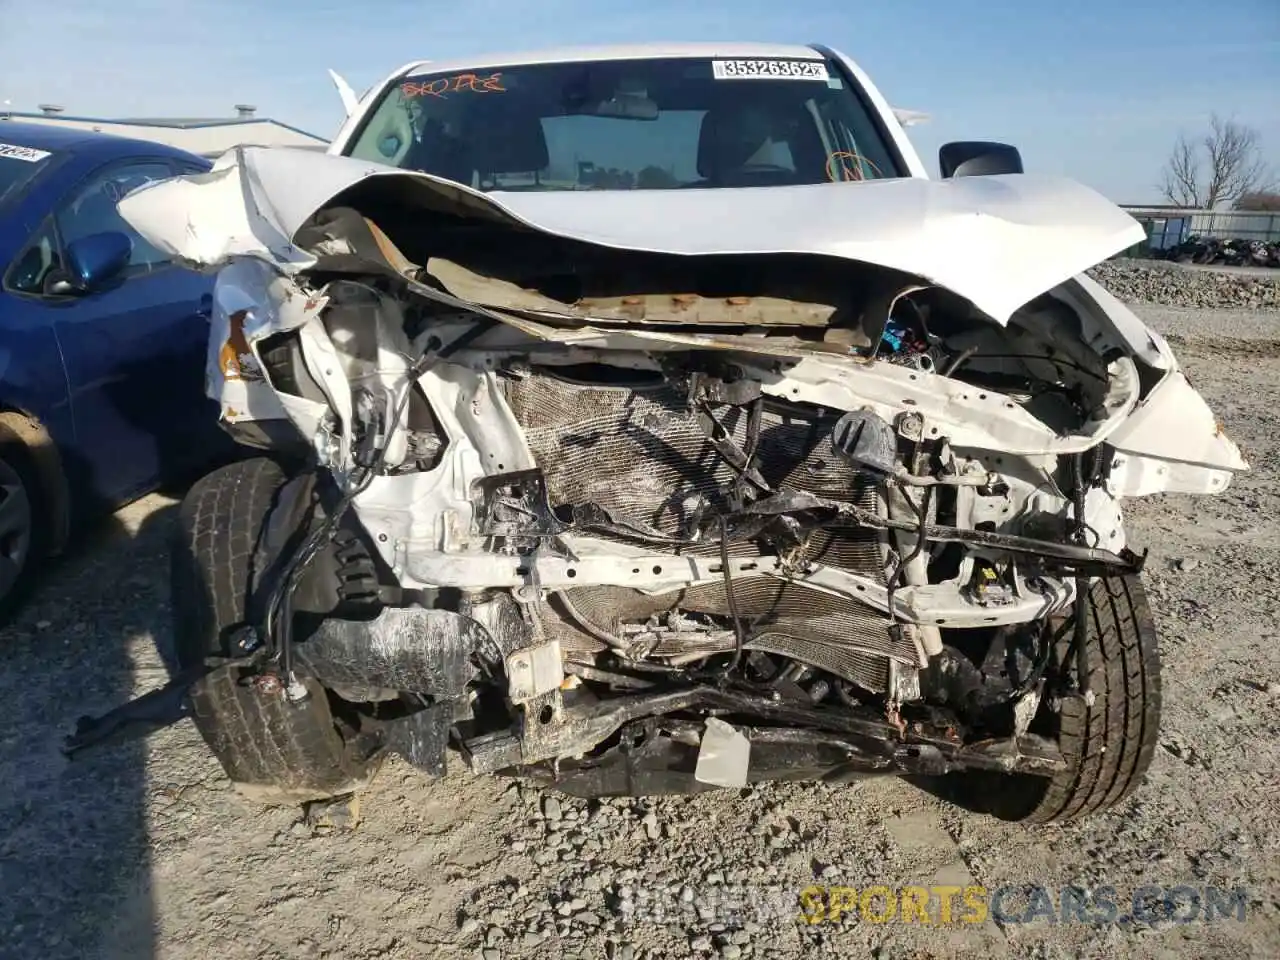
(0, 483, 186, 960)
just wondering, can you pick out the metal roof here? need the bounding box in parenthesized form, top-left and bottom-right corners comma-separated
(1, 111, 324, 142)
(0, 118, 207, 161)
(114, 117, 254, 127)
(1120, 205, 1210, 217)
(0, 118, 103, 149)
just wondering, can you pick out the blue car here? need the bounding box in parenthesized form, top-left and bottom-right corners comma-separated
(0, 121, 230, 617)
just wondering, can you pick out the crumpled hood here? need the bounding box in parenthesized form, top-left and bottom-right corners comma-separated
(117, 145, 1145, 324)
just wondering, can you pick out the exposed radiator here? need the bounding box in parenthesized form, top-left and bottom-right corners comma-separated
(505, 371, 909, 691)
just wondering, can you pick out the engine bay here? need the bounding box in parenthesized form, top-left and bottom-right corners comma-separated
(215, 203, 1167, 785)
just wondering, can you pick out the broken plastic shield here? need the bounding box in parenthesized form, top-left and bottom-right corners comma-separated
(695, 717, 751, 787)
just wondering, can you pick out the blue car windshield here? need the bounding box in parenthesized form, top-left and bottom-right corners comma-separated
(0, 142, 55, 206)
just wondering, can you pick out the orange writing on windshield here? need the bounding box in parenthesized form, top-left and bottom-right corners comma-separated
(401, 72, 506, 98)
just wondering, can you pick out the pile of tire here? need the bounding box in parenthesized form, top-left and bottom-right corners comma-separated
(1151, 236, 1280, 268)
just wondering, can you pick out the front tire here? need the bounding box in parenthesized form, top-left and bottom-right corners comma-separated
(953, 574, 1162, 823)
(0, 419, 45, 623)
(172, 456, 379, 802)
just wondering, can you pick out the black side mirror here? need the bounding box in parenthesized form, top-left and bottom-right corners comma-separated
(63, 231, 133, 293)
(939, 141, 1024, 178)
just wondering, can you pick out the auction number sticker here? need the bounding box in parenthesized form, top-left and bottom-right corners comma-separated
(712, 59, 829, 81)
(0, 143, 51, 163)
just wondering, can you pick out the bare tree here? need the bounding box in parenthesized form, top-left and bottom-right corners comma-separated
(1158, 114, 1275, 209)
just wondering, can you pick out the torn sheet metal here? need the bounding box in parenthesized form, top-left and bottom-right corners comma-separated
(453, 304, 855, 359)
(751, 352, 1143, 456)
(1105, 370, 1249, 491)
(117, 145, 1145, 324)
(427, 257, 842, 327)
(506, 640, 565, 703)
(206, 257, 322, 424)
(292, 607, 488, 696)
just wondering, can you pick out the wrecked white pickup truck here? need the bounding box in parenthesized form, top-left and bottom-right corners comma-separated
(69, 43, 1245, 824)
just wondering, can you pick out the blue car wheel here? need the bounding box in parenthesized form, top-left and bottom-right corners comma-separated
(0, 420, 41, 619)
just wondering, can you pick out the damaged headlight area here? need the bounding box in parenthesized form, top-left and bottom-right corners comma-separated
(70, 153, 1243, 821)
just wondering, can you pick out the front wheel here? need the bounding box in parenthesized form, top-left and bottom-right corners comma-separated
(172, 456, 380, 802)
(0, 418, 45, 623)
(950, 574, 1162, 823)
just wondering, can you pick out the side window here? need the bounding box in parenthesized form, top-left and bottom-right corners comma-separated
(6, 217, 63, 295)
(54, 161, 174, 274)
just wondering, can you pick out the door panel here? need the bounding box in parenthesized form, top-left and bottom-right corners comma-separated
(0, 288, 77, 476)
(47, 160, 215, 503)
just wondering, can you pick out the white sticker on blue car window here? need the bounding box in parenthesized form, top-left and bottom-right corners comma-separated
(0, 143, 51, 163)
(712, 60, 829, 81)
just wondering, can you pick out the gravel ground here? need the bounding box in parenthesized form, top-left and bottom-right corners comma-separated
(3, 274, 1280, 960)
(1088, 259, 1280, 310)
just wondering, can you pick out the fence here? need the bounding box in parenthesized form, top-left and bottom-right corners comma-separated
(1117, 207, 1280, 258)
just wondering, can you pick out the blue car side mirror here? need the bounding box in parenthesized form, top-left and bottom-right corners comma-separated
(64, 231, 133, 291)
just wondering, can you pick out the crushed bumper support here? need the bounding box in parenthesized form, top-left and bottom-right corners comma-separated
(514, 721, 1065, 798)
(460, 685, 1066, 781)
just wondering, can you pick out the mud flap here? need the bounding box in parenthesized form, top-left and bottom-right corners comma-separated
(382, 701, 456, 776)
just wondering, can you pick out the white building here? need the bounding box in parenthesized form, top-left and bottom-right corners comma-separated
(0, 104, 328, 156)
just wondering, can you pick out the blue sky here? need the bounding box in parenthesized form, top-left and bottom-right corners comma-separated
(2, 0, 1277, 202)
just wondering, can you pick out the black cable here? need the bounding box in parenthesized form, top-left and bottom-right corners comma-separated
(696, 399, 771, 497)
(554, 591, 630, 651)
(941, 346, 977, 377)
(1069, 452, 1092, 700)
(719, 515, 746, 676)
(1006, 619, 1060, 703)
(946, 352, 1108, 381)
(884, 484, 933, 624)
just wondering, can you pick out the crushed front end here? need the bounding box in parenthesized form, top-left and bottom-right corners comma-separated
(99, 150, 1245, 807)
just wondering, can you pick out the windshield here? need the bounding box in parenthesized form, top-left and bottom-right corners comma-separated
(345, 56, 900, 192)
(0, 142, 54, 206)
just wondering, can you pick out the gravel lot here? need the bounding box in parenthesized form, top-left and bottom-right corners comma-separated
(1088, 259, 1280, 310)
(2, 262, 1279, 960)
